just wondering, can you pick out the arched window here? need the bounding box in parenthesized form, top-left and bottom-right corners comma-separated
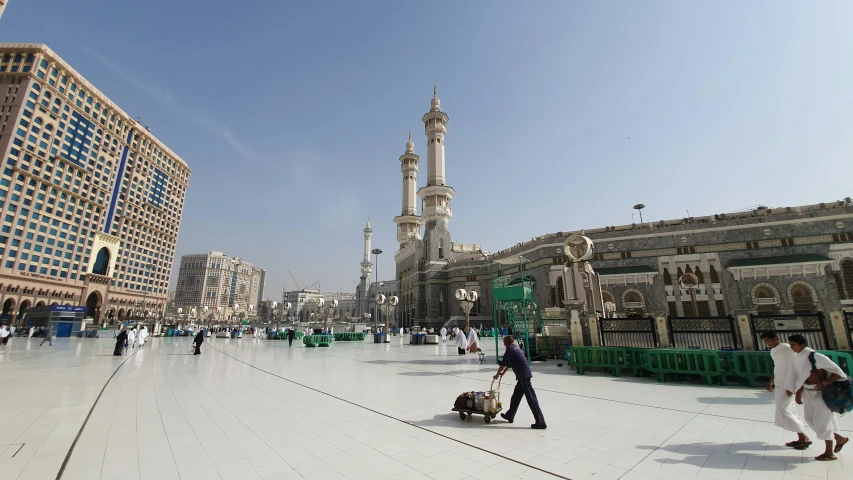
(694, 267, 704, 284)
(842, 260, 853, 299)
(790, 284, 815, 313)
(754, 285, 777, 314)
(92, 247, 111, 275)
(556, 277, 565, 306)
(663, 268, 672, 285)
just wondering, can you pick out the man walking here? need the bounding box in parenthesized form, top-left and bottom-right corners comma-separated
(40, 325, 53, 346)
(789, 334, 849, 461)
(287, 328, 295, 347)
(761, 332, 810, 449)
(494, 335, 546, 429)
(0, 325, 9, 345)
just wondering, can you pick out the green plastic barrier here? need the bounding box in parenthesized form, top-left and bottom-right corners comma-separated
(623, 347, 651, 377)
(645, 349, 725, 386)
(277, 332, 287, 340)
(479, 329, 495, 338)
(568, 346, 629, 376)
(303, 335, 333, 347)
(730, 351, 774, 388)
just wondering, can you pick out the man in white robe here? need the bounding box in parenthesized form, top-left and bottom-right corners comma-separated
(138, 326, 147, 347)
(455, 327, 467, 355)
(760, 332, 809, 448)
(127, 327, 136, 351)
(467, 327, 480, 353)
(440, 327, 447, 342)
(789, 334, 849, 461)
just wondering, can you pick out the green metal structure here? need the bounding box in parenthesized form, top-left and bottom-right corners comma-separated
(491, 256, 546, 364)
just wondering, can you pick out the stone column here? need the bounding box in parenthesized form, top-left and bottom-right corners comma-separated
(569, 309, 584, 346)
(829, 311, 850, 351)
(656, 315, 671, 347)
(737, 314, 755, 351)
(587, 314, 600, 346)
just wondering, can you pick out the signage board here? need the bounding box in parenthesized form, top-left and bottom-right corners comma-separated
(773, 319, 804, 330)
(50, 305, 87, 313)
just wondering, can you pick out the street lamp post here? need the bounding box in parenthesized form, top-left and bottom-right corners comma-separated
(679, 272, 700, 317)
(455, 289, 478, 333)
(371, 248, 383, 283)
(374, 294, 397, 342)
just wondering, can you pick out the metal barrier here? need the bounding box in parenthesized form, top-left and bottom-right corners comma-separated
(667, 315, 740, 350)
(599, 316, 658, 348)
(750, 313, 830, 350)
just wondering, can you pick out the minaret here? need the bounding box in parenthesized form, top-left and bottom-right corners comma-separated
(417, 86, 456, 261)
(358, 218, 373, 315)
(393, 132, 424, 248)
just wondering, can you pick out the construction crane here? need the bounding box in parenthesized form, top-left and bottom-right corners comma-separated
(287, 270, 302, 290)
(307, 281, 320, 290)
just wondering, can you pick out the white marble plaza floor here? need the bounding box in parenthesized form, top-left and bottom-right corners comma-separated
(2, 335, 853, 480)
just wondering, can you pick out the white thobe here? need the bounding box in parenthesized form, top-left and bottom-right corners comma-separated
(440, 327, 447, 342)
(455, 331, 467, 351)
(139, 328, 147, 346)
(128, 330, 136, 347)
(467, 328, 479, 352)
(793, 348, 847, 441)
(28, 327, 34, 338)
(769, 343, 804, 433)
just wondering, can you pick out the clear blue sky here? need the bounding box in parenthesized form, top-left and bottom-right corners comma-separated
(2, 1, 852, 297)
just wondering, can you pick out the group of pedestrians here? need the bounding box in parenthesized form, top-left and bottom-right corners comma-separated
(764, 332, 850, 461)
(452, 326, 480, 355)
(1, 324, 53, 345)
(112, 325, 148, 356)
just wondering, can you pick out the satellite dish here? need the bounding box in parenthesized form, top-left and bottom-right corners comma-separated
(375, 294, 386, 304)
(329, 299, 339, 308)
(466, 291, 478, 302)
(455, 288, 467, 301)
(388, 296, 399, 306)
(564, 235, 594, 262)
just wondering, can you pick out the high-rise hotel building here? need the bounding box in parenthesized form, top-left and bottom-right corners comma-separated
(0, 44, 191, 325)
(174, 252, 265, 320)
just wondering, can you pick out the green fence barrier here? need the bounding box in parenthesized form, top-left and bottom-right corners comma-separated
(567, 346, 629, 376)
(479, 329, 495, 338)
(645, 349, 726, 386)
(730, 351, 774, 387)
(333, 332, 367, 341)
(623, 347, 651, 377)
(303, 335, 333, 347)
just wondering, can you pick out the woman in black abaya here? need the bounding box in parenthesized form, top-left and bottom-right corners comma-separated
(193, 329, 205, 355)
(114, 327, 127, 356)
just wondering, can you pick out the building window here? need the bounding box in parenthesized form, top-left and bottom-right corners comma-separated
(715, 300, 726, 316)
(790, 284, 815, 314)
(709, 265, 720, 283)
(663, 268, 672, 285)
(668, 301, 678, 316)
(842, 260, 853, 299)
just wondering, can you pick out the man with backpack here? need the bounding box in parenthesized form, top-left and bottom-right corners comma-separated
(789, 334, 850, 461)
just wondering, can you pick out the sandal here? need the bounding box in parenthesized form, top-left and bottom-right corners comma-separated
(834, 437, 849, 454)
(793, 442, 813, 450)
(785, 440, 803, 447)
(815, 453, 837, 461)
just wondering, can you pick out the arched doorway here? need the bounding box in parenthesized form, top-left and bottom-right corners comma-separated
(118, 308, 126, 321)
(107, 308, 116, 324)
(92, 247, 111, 276)
(2, 298, 15, 321)
(36, 301, 45, 307)
(86, 292, 102, 324)
(623, 291, 645, 317)
(18, 300, 31, 322)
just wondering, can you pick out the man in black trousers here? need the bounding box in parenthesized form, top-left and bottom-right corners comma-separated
(494, 335, 546, 429)
(287, 328, 296, 347)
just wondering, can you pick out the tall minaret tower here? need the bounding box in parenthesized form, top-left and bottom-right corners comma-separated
(417, 87, 456, 261)
(393, 132, 424, 248)
(359, 218, 373, 315)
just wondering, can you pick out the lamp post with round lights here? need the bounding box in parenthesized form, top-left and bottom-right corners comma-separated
(633, 204, 645, 224)
(455, 288, 478, 333)
(371, 248, 383, 283)
(679, 272, 700, 317)
(375, 294, 397, 342)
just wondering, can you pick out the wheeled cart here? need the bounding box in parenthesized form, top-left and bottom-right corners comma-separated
(451, 377, 502, 423)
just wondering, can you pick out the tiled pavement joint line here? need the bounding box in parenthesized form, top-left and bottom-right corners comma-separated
(54, 349, 140, 480)
(208, 344, 573, 480)
(0, 346, 71, 366)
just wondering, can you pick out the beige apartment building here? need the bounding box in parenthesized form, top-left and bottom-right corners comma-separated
(0, 44, 191, 328)
(174, 252, 265, 321)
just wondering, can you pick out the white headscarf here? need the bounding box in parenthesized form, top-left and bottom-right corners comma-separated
(467, 327, 479, 349)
